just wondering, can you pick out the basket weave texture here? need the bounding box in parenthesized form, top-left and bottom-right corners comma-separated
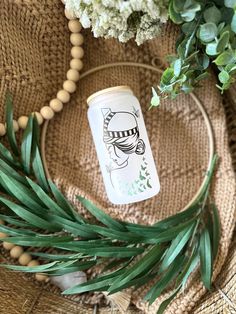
(0, 1, 235, 313)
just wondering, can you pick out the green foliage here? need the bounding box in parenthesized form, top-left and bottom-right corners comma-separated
(0, 100, 220, 313)
(152, 0, 236, 104)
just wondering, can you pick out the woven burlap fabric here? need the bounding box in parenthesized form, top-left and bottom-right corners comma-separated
(0, 0, 235, 313)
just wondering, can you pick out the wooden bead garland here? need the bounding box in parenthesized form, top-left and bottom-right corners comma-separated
(0, 6, 83, 132)
(0, 6, 84, 283)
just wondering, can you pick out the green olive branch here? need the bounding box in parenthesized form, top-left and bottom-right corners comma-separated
(0, 96, 220, 313)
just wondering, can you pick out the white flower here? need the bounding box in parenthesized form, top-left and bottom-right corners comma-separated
(65, 0, 169, 45)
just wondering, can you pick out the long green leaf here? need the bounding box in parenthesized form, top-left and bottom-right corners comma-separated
(5, 93, 19, 156)
(77, 196, 125, 231)
(125, 203, 199, 231)
(109, 245, 164, 294)
(110, 272, 158, 293)
(63, 269, 125, 295)
(1, 261, 57, 272)
(0, 171, 45, 212)
(98, 219, 197, 244)
(29, 115, 49, 191)
(26, 177, 71, 220)
(31, 252, 86, 261)
(181, 254, 199, 288)
(145, 255, 185, 305)
(2, 261, 75, 273)
(21, 115, 33, 174)
(0, 224, 36, 236)
(89, 225, 146, 242)
(0, 173, 14, 194)
(145, 219, 197, 243)
(200, 228, 212, 290)
(211, 204, 220, 260)
(121, 217, 198, 239)
(53, 239, 112, 249)
(156, 286, 181, 314)
(174, 245, 199, 288)
(48, 215, 97, 238)
(32, 115, 40, 145)
(153, 204, 199, 228)
(0, 158, 27, 185)
(0, 196, 60, 232)
(0, 214, 31, 228)
(2, 235, 73, 247)
(160, 223, 195, 271)
(32, 145, 49, 192)
(102, 258, 132, 272)
(0, 143, 21, 168)
(46, 261, 97, 276)
(193, 154, 218, 205)
(55, 243, 144, 258)
(49, 180, 83, 223)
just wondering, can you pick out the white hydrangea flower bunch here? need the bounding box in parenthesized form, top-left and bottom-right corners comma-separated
(65, 0, 169, 45)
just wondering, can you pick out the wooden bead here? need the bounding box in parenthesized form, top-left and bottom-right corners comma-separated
(18, 116, 28, 129)
(3, 242, 15, 250)
(34, 112, 44, 125)
(28, 260, 40, 267)
(35, 273, 50, 282)
(71, 46, 84, 59)
(68, 20, 82, 33)
(67, 69, 80, 82)
(0, 123, 6, 136)
(64, 9, 76, 20)
(0, 219, 4, 225)
(13, 120, 19, 132)
(10, 246, 24, 259)
(40, 106, 55, 120)
(70, 33, 84, 46)
(50, 99, 63, 112)
(19, 252, 32, 265)
(63, 80, 76, 93)
(0, 232, 7, 238)
(57, 90, 70, 103)
(70, 59, 83, 71)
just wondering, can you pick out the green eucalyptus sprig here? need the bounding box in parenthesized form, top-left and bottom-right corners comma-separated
(0, 95, 220, 313)
(151, 0, 236, 106)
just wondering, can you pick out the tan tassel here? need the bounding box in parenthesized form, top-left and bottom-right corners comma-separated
(103, 291, 131, 313)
